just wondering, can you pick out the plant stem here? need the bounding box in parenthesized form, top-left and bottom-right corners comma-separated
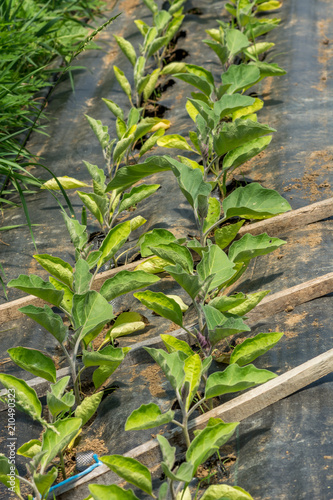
(59, 451, 67, 480)
(16, 475, 40, 500)
(203, 216, 227, 241)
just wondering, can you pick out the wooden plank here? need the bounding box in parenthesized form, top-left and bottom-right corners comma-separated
(0, 258, 148, 324)
(56, 348, 333, 499)
(237, 197, 333, 238)
(2, 272, 333, 412)
(245, 272, 333, 324)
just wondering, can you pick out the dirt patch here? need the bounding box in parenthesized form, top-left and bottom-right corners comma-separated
(141, 364, 166, 397)
(283, 149, 332, 202)
(284, 311, 307, 328)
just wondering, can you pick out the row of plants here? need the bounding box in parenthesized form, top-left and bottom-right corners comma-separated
(0, 0, 288, 498)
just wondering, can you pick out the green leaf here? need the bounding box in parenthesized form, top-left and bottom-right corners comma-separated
(114, 35, 136, 66)
(256, 1, 281, 12)
(197, 245, 236, 291)
(245, 42, 275, 60)
(34, 467, 58, 497)
(118, 184, 160, 213)
(154, 9, 172, 32)
(177, 155, 204, 173)
(166, 295, 188, 312)
(185, 64, 215, 87)
(125, 403, 175, 431)
(223, 183, 291, 220)
(161, 62, 187, 75)
(166, 156, 212, 211)
(200, 485, 254, 500)
(76, 191, 107, 226)
(116, 117, 126, 139)
(139, 228, 176, 257)
(8, 274, 63, 306)
(222, 63, 260, 94)
(40, 417, 82, 469)
(134, 290, 183, 326)
(114, 66, 132, 101)
(0, 374, 42, 422)
(41, 176, 89, 191)
(7, 347, 56, 383)
(205, 364, 277, 399)
(92, 348, 130, 389)
(250, 61, 286, 79)
(226, 28, 250, 57)
(106, 156, 171, 193)
(86, 250, 103, 270)
(73, 259, 92, 294)
(213, 94, 254, 119)
(144, 347, 186, 390)
(62, 212, 88, 251)
(164, 263, 203, 300)
(215, 221, 245, 250)
(183, 354, 202, 410)
(19, 304, 67, 344)
(139, 128, 165, 157)
(83, 161, 106, 189)
(150, 242, 193, 273)
(174, 73, 213, 97)
(203, 39, 229, 65)
(228, 290, 270, 315)
(100, 270, 160, 301)
(102, 98, 124, 120)
(49, 277, 73, 314)
(97, 221, 131, 269)
(130, 215, 146, 232)
(160, 334, 194, 357)
(223, 136, 272, 173)
(229, 233, 286, 263)
(161, 461, 194, 483)
(209, 292, 247, 312)
(147, 36, 168, 58)
(203, 197, 221, 233)
(214, 119, 275, 157)
(109, 311, 145, 339)
(83, 345, 125, 367)
(89, 484, 139, 500)
(157, 435, 175, 469)
(85, 115, 110, 149)
(157, 134, 196, 152)
(231, 332, 284, 366)
(233, 98, 264, 120)
(47, 377, 74, 418)
(73, 291, 114, 342)
(143, 68, 160, 101)
(0, 455, 20, 496)
(208, 316, 251, 346)
(17, 440, 42, 458)
(75, 392, 104, 426)
(101, 455, 152, 495)
(164, 15, 184, 45)
(186, 421, 239, 472)
(113, 134, 135, 164)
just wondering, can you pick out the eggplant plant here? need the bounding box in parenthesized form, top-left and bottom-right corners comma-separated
(156, 61, 285, 195)
(113, 3, 185, 108)
(87, 329, 282, 500)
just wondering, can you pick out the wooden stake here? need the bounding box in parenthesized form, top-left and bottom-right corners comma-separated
(237, 197, 333, 238)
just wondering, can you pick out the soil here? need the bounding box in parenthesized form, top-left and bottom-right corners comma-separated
(283, 149, 332, 202)
(139, 364, 166, 398)
(195, 445, 237, 485)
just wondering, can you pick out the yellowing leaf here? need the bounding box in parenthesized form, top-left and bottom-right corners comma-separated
(150, 119, 171, 132)
(41, 176, 89, 190)
(186, 100, 199, 122)
(233, 98, 264, 120)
